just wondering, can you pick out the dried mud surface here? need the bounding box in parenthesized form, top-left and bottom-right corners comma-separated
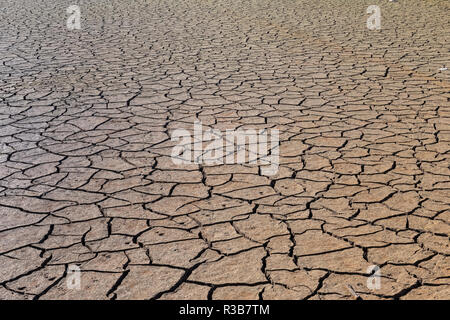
(0, 0, 449, 300)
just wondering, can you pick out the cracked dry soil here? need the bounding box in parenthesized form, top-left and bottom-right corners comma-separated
(0, 0, 449, 300)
